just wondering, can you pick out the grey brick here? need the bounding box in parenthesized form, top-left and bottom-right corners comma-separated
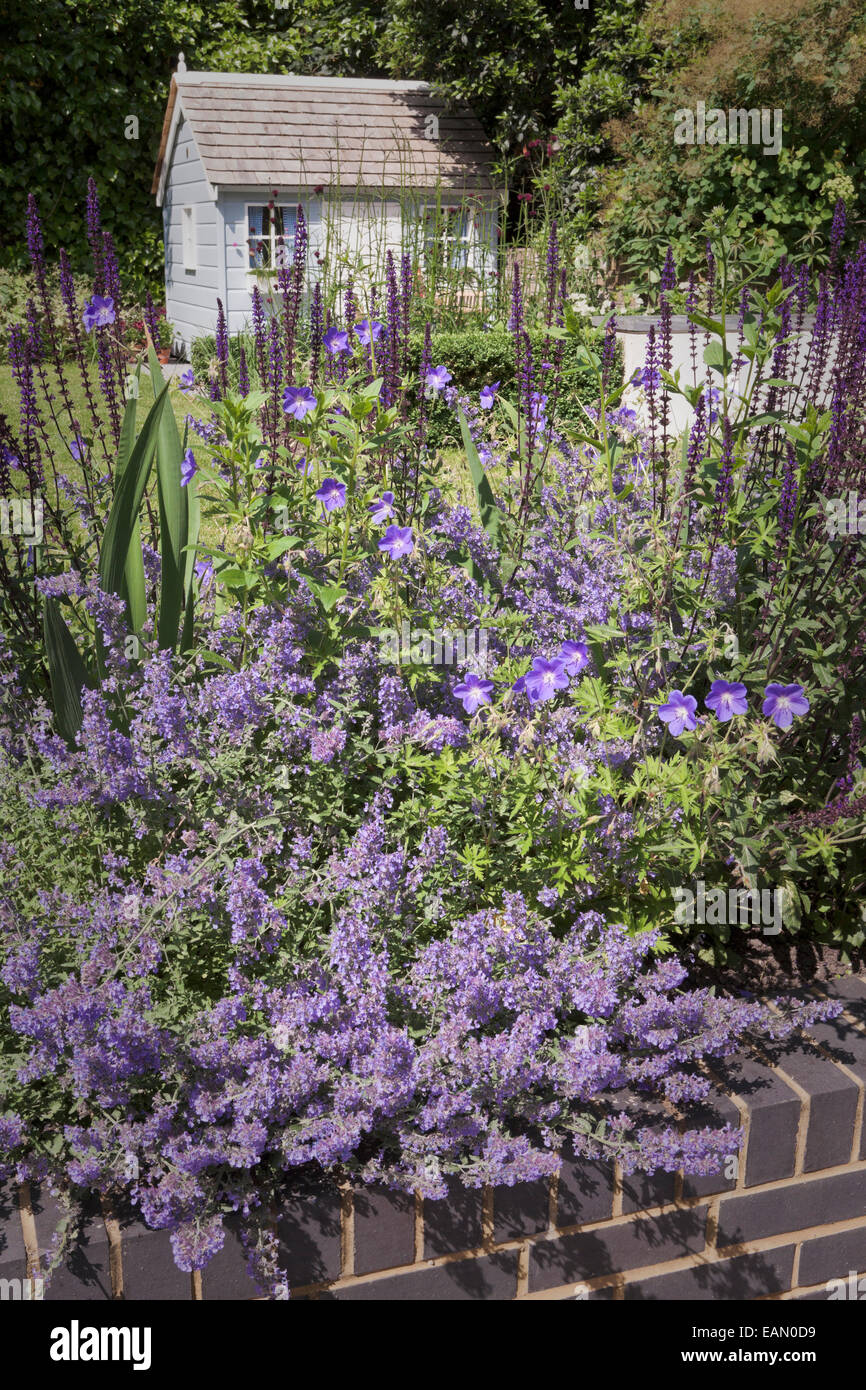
(0, 1183, 27, 1281)
(770, 1040, 859, 1170)
(493, 1179, 550, 1243)
(799, 1010, 866, 1158)
(624, 1245, 795, 1300)
(115, 1211, 191, 1301)
(820, 976, 866, 1009)
(798, 1224, 866, 1289)
(37, 1195, 112, 1301)
(423, 1178, 483, 1258)
(717, 1169, 866, 1248)
(327, 1251, 519, 1300)
(555, 1158, 615, 1228)
(621, 1169, 677, 1214)
(276, 1181, 342, 1286)
(200, 1216, 262, 1300)
(529, 1205, 708, 1292)
(681, 1091, 742, 1199)
(713, 1052, 801, 1186)
(353, 1187, 415, 1275)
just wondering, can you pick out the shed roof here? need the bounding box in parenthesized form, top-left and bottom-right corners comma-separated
(152, 71, 503, 203)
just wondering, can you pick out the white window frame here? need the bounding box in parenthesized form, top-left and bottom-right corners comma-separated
(421, 204, 476, 271)
(244, 203, 299, 274)
(181, 206, 196, 273)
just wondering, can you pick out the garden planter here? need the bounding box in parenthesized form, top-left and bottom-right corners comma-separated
(6, 977, 866, 1302)
(591, 312, 828, 430)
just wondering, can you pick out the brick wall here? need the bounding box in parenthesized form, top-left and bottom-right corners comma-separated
(3, 977, 866, 1302)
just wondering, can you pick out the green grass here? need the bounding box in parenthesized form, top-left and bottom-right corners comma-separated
(0, 361, 481, 551)
(0, 361, 208, 475)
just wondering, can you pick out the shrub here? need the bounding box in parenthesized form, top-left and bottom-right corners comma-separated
(0, 191, 860, 1294)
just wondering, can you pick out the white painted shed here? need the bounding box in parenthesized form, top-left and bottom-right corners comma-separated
(152, 59, 506, 356)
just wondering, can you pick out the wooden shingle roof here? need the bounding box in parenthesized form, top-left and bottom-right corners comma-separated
(152, 72, 503, 200)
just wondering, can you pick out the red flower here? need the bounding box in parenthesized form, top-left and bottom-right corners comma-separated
(313, 184, 324, 195)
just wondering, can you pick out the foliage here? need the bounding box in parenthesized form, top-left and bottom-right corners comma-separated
(0, 194, 863, 1293)
(556, 0, 866, 298)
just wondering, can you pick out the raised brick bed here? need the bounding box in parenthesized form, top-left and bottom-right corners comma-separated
(3, 977, 866, 1301)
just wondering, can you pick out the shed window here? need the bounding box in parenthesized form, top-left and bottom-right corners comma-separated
(247, 205, 297, 271)
(423, 206, 473, 270)
(182, 206, 196, 272)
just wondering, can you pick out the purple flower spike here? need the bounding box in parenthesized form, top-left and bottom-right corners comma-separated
(353, 319, 383, 346)
(479, 381, 500, 410)
(558, 641, 589, 676)
(453, 673, 495, 715)
(524, 657, 569, 705)
(315, 478, 346, 513)
(194, 559, 214, 591)
(425, 365, 452, 393)
(180, 448, 197, 488)
(82, 294, 115, 332)
(282, 385, 317, 420)
(705, 679, 748, 722)
(762, 683, 809, 730)
(658, 690, 698, 738)
(369, 491, 395, 524)
(378, 525, 414, 560)
(323, 327, 350, 355)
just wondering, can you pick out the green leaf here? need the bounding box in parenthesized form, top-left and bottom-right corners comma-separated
(456, 405, 502, 553)
(116, 377, 146, 635)
(43, 596, 93, 745)
(703, 341, 731, 375)
(98, 379, 171, 601)
(688, 310, 725, 337)
(179, 419, 199, 655)
(148, 343, 188, 651)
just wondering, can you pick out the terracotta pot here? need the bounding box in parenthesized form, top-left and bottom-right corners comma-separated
(157, 347, 171, 364)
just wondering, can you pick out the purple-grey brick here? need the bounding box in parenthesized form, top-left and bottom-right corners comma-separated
(771, 1039, 858, 1170)
(529, 1204, 708, 1292)
(423, 1178, 483, 1259)
(0, 1184, 27, 1283)
(555, 1158, 614, 1228)
(797, 1224, 866, 1289)
(820, 975, 866, 1009)
(713, 1052, 801, 1186)
(621, 1168, 677, 1214)
(327, 1251, 519, 1301)
(200, 1215, 264, 1300)
(37, 1195, 112, 1301)
(799, 1010, 866, 1158)
(624, 1245, 795, 1300)
(117, 1219, 191, 1301)
(680, 1090, 742, 1199)
(493, 1179, 551, 1243)
(353, 1187, 415, 1275)
(275, 1182, 342, 1288)
(717, 1169, 866, 1248)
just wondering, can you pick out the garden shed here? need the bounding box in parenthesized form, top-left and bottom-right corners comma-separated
(152, 59, 506, 356)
